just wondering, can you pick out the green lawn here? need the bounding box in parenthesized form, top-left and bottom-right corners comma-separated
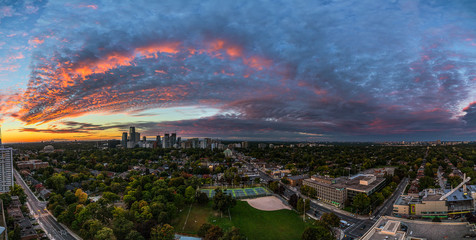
(173, 201, 309, 240)
(172, 203, 215, 234)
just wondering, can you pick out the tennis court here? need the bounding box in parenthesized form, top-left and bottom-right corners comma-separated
(200, 187, 271, 199)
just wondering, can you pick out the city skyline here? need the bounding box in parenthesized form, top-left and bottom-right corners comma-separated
(1, 1, 476, 143)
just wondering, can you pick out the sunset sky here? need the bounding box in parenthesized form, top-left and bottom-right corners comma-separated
(1, 0, 476, 143)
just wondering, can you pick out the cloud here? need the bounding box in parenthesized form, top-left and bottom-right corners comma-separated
(2, 0, 476, 140)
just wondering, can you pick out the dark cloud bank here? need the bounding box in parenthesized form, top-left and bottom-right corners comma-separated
(10, 0, 476, 140)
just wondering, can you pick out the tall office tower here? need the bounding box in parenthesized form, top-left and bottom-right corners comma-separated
(0, 128, 13, 193)
(129, 127, 136, 144)
(122, 132, 128, 148)
(171, 133, 177, 147)
(163, 133, 170, 148)
(156, 135, 161, 148)
(135, 133, 140, 143)
(143, 136, 146, 142)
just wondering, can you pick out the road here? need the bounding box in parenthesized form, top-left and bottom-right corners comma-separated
(14, 169, 80, 240)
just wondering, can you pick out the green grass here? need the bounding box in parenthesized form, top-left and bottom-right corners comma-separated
(172, 203, 216, 234)
(174, 201, 309, 240)
(224, 201, 309, 240)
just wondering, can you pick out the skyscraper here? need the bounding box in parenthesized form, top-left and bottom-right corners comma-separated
(122, 132, 128, 148)
(163, 133, 170, 148)
(0, 128, 13, 193)
(156, 135, 161, 148)
(171, 133, 177, 147)
(129, 127, 136, 144)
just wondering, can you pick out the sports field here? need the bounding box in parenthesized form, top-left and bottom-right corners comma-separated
(200, 187, 271, 199)
(173, 200, 308, 240)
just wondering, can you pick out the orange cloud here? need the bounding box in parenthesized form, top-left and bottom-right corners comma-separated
(29, 37, 44, 45)
(13, 38, 277, 125)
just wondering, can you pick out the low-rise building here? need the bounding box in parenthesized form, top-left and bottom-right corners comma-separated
(16, 160, 49, 170)
(6, 196, 38, 240)
(393, 185, 476, 219)
(303, 175, 347, 208)
(288, 174, 309, 186)
(361, 216, 474, 240)
(303, 173, 386, 208)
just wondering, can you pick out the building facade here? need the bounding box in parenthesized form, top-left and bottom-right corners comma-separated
(303, 174, 386, 208)
(303, 176, 347, 207)
(0, 146, 13, 193)
(122, 132, 128, 148)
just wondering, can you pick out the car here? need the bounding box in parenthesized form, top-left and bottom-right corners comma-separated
(360, 224, 366, 230)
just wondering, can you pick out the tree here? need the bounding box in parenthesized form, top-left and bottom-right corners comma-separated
(320, 213, 340, 228)
(419, 176, 435, 191)
(46, 173, 67, 192)
(353, 193, 371, 214)
(75, 188, 88, 204)
(0, 193, 12, 206)
(10, 184, 26, 203)
(288, 194, 298, 209)
(95, 227, 116, 240)
(198, 223, 212, 238)
(125, 231, 145, 240)
(197, 191, 209, 205)
(80, 219, 103, 240)
(185, 186, 195, 203)
(64, 190, 78, 204)
(301, 226, 334, 240)
(112, 216, 134, 240)
(297, 198, 310, 213)
(204, 225, 224, 240)
(212, 188, 236, 216)
(151, 224, 175, 240)
(221, 227, 246, 240)
(102, 192, 120, 203)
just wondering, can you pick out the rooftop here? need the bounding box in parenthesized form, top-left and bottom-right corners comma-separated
(444, 188, 473, 202)
(288, 174, 309, 181)
(395, 195, 416, 205)
(345, 175, 386, 193)
(361, 216, 474, 240)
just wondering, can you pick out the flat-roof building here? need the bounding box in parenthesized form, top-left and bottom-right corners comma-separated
(393, 186, 476, 218)
(303, 173, 386, 208)
(361, 216, 474, 240)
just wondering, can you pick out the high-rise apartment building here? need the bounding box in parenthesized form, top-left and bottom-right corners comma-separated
(163, 133, 170, 148)
(156, 135, 161, 148)
(171, 133, 177, 147)
(0, 128, 14, 193)
(122, 132, 128, 148)
(129, 127, 136, 144)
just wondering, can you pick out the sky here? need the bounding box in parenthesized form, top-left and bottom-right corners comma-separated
(1, 0, 476, 143)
